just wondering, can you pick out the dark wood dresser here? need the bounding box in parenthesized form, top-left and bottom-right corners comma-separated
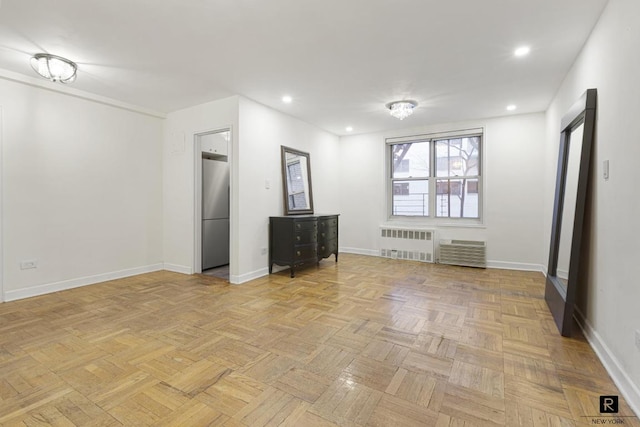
(269, 214, 339, 277)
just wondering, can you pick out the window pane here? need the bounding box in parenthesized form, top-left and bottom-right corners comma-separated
(435, 137, 480, 177)
(286, 161, 307, 208)
(392, 142, 429, 178)
(287, 162, 303, 192)
(435, 178, 479, 218)
(392, 180, 428, 216)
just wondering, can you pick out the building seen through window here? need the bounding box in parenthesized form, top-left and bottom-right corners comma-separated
(389, 134, 481, 219)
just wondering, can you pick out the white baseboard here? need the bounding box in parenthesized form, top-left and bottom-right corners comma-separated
(339, 247, 379, 257)
(231, 267, 268, 285)
(340, 249, 543, 273)
(163, 263, 192, 275)
(4, 263, 164, 302)
(486, 260, 544, 273)
(574, 308, 640, 418)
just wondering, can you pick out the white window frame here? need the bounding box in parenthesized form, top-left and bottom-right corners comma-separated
(386, 128, 484, 225)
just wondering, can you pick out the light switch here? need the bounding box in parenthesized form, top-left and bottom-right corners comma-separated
(603, 160, 609, 180)
(265, 179, 271, 189)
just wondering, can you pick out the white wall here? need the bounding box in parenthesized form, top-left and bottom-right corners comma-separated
(544, 0, 640, 413)
(339, 113, 546, 270)
(162, 96, 239, 275)
(162, 96, 340, 282)
(236, 98, 340, 280)
(1, 77, 164, 301)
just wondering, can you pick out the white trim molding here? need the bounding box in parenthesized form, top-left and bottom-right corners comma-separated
(486, 260, 545, 273)
(4, 264, 164, 302)
(0, 68, 166, 119)
(340, 249, 545, 274)
(575, 308, 640, 418)
(163, 263, 192, 275)
(231, 267, 268, 285)
(339, 247, 379, 257)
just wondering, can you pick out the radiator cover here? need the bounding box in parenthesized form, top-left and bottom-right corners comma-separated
(379, 226, 435, 263)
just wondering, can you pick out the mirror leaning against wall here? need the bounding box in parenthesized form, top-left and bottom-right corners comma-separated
(545, 88, 597, 337)
(281, 146, 314, 215)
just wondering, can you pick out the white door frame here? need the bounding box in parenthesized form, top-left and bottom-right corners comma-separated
(193, 127, 232, 275)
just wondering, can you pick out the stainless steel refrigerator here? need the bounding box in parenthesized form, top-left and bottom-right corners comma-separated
(202, 157, 230, 270)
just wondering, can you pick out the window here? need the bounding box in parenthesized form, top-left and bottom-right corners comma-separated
(388, 131, 482, 220)
(286, 160, 307, 209)
(391, 141, 429, 216)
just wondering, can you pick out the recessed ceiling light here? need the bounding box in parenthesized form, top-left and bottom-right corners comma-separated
(514, 46, 530, 57)
(345, 126, 353, 132)
(282, 95, 292, 103)
(506, 104, 517, 111)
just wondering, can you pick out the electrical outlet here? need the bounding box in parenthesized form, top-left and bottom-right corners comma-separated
(261, 248, 268, 255)
(20, 259, 38, 270)
(635, 330, 640, 351)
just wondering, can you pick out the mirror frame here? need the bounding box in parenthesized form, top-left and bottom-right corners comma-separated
(281, 146, 314, 215)
(545, 88, 597, 337)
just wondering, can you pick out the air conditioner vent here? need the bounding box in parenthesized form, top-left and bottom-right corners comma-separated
(438, 239, 486, 268)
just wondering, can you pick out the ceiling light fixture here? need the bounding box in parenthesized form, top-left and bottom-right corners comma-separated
(506, 104, 517, 111)
(514, 46, 530, 57)
(30, 53, 77, 83)
(386, 100, 418, 120)
(282, 95, 292, 104)
(345, 126, 353, 132)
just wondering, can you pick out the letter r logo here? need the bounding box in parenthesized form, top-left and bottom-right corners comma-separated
(599, 395, 618, 413)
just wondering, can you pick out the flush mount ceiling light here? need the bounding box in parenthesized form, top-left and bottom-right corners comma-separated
(30, 53, 77, 83)
(514, 46, 531, 57)
(386, 100, 418, 120)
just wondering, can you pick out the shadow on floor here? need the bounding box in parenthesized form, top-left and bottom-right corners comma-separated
(201, 264, 229, 280)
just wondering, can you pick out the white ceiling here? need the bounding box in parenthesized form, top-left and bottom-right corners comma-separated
(0, 0, 608, 135)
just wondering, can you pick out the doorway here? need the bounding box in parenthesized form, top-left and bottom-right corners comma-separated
(194, 129, 231, 281)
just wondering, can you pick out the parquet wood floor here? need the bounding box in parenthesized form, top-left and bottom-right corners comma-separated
(0, 254, 637, 426)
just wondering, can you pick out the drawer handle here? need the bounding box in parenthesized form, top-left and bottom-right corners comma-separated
(296, 251, 301, 256)
(321, 232, 325, 237)
(296, 224, 301, 229)
(321, 246, 325, 251)
(296, 236, 301, 241)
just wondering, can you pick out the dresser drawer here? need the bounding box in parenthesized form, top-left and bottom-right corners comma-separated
(318, 217, 338, 230)
(318, 238, 337, 258)
(318, 228, 337, 241)
(295, 228, 317, 245)
(294, 220, 317, 232)
(294, 245, 317, 261)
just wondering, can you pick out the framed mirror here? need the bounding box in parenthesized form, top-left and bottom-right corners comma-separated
(281, 146, 314, 215)
(545, 88, 597, 337)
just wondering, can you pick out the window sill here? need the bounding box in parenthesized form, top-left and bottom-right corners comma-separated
(386, 216, 486, 229)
